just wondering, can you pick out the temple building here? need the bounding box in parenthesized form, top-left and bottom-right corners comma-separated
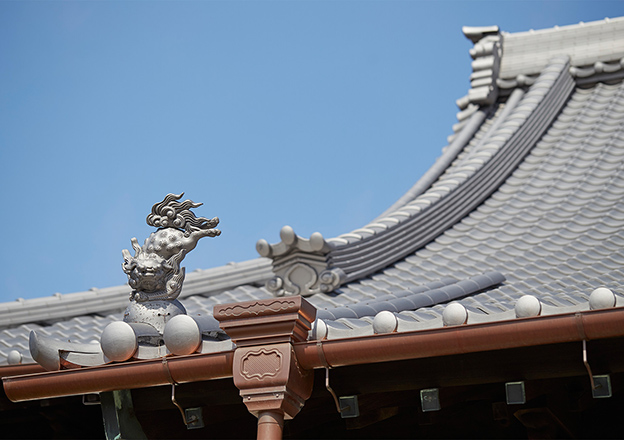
(2, 16, 624, 439)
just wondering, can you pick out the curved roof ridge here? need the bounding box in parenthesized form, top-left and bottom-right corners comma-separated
(331, 107, 503, 245)
(0, 257, 272, 329)
(327, 56, 575, 283)
(329, 57, 565, 250)
(375, 109, 488, 219)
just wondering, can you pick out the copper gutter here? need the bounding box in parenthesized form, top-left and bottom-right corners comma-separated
(4, 350, 233, 402)
(4, 308, 624, 402)
(295, 308, 624, 369)
(0, 363, 45, 378)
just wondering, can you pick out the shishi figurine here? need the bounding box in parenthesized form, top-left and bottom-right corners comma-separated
(122, 193, 221, 302)
(29, 193, 223, 370)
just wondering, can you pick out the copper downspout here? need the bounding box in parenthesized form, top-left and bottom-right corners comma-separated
(4, 308, 624, 402)
(257, 410, 284, 440)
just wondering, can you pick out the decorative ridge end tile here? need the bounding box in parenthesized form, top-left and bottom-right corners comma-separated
(256, 226, 333, 258)
(256, 226, 344, 297)
(455, 27, 501, 111)
(462, 25, 500, 44)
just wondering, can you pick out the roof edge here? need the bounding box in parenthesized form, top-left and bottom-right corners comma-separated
(4, 306, 623, 402)
(375, 109, 488, 218)
(0, 257, 273, 329)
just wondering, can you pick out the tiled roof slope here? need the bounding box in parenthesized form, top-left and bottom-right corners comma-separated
(2, 17, 624, 364)
(326, 56, 576, 283)
(313, 78, 624, 338)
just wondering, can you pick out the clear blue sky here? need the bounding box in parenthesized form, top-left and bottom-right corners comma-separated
(1, 1, 621, 303)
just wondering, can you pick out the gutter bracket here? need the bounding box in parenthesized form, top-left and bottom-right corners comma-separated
(323, 366, 359, 418)
(576, 313, 598, 392)
(324, 367, 341, 414)
(164, 357, 204, 429)
(171, 384, 204, 429)
(317, 342, 347, 416)
(582, 340, 596, 391)
(582, 340, 611, 398)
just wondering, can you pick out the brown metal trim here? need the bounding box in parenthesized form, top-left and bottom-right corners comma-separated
(0, 363, 45, 378)
(3, 308, 624, 403)
(3, 350, 233, 402)
(294, 308, 624, 369)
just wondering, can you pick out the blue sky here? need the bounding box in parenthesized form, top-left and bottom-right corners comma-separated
(1, 1, 622, 303)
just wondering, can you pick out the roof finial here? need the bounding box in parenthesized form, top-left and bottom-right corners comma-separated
(122, 193, 221, 302)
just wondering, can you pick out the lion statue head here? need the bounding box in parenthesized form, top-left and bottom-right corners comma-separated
(122, 238, 186, 302)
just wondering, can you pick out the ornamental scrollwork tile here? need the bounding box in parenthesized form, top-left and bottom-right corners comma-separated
(257, 226, 344, 297)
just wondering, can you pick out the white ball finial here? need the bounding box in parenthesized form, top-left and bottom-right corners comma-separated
(515, 295, 542, 318)
(164, 315, 202, 356)
(101, 321, 137, 362)
(7, 350, 22, 365)
(280, 225, 296, 245)
(309, 232, 325, 252)
(443, 303, 467, 326)
(589, 287, 616, 310)
(256, 239, 271, 257)
(312, 318, 328, 340)
(373, 311, 398, 334)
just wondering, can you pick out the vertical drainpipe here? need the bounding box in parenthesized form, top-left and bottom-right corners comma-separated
(214, 296, 316, 440)
(257, 411, 285, 440)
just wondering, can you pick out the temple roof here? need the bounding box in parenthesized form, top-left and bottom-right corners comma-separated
(2, 16, 624, 365)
